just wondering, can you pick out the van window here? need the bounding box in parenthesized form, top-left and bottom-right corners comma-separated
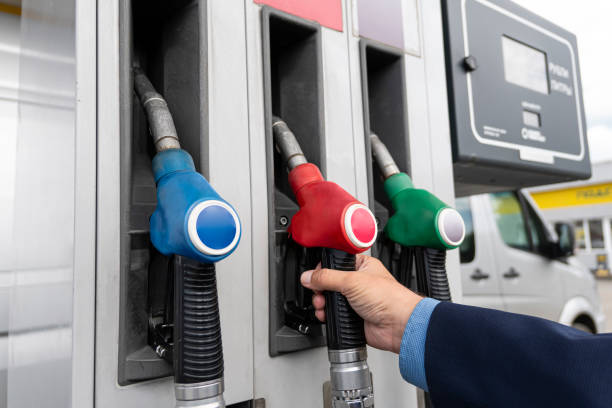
(524, 201, 549, 254)
(456, 197, 475, 263)
(589, 219, 605, 249)
(489, 192, 530, 250)
(574, 220, 586, 249)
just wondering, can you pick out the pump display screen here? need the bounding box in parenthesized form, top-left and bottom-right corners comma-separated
(502, 36, 549, 94)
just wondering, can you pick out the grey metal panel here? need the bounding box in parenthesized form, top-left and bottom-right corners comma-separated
(207, 0, 255, 403)
(72, 0, 97, 405)
(321, 20, 358, 196)
(345, 3, 369, 208)
(402, 0, 421, 57)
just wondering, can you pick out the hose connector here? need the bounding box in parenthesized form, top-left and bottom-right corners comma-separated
(370, 133, 400, 180)
(175, 378, 225, 408)
(272, 117, 308, 170)
(328, 347, 374, 408)
(134, 67, 181, 152)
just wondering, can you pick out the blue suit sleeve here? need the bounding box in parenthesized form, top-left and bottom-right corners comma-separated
(398, 297, 440, 391)
(425, 302, 612, 408)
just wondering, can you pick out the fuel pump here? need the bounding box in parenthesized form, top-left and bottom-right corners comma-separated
(134, 68, 241, 408)
(273, 118, 377, 408)
(370, 133, 465, 300)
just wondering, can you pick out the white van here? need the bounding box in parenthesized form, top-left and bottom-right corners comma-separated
(456, 190, 605, 333)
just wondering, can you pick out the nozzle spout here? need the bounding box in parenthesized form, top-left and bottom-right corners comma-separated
(134, 67, 181, 152)
(272, 117, 308, 170)
(370, 133, 400, 180)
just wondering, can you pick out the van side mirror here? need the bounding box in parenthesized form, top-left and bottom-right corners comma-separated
(554, 222, 575, 257)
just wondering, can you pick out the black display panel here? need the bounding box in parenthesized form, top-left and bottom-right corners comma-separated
(442, 0, 591, 196)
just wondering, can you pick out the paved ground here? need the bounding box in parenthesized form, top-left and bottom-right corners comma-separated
(597, 279, 612, 331)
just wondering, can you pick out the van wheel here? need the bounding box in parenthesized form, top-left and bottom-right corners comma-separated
(572, 322, 594, 333)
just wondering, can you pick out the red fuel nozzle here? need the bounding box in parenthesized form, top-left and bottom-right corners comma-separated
(287, 163, 377, 254)
(273, 118, 376, 407)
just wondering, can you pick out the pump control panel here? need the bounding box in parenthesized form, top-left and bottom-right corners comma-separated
(442, 0, 591, 196)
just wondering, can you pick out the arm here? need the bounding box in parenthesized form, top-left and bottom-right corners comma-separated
(425, 301, 612, 408)
(302, 254, 612, 408)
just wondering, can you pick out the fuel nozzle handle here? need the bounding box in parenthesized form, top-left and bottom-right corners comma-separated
(136, 68, 241, 408)
(273, 118, 376, 408)
(321, 249, 366, 350)
(370, 133, 465, 303)
(370, 133, 465, 251)
(173, 257, 225, 408)
(323, 249, 374, 408)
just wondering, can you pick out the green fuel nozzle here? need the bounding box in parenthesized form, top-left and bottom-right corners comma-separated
(370, 134, 465, 251)
(370, 133, 465, 304)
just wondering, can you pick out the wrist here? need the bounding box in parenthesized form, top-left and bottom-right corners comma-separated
(391, 289, 423, 354)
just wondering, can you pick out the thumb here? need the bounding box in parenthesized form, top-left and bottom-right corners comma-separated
(301, 266, 348, 292)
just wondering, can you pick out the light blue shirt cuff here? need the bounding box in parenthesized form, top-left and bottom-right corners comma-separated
(399, 297, 440, 391)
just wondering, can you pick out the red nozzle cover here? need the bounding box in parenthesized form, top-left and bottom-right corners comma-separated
(287, 163, 377, 254)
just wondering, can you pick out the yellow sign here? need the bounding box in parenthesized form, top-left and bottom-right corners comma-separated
(0, 3, 21, 16)
(532, 183, 612, 209)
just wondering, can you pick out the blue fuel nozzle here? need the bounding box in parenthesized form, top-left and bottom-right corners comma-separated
(149, 148, 241, 264)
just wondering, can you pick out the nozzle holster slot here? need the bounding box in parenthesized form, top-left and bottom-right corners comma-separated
(359, 40, 411, 286)
(262, 8, 327, 356)
(118, 0, 207, 385)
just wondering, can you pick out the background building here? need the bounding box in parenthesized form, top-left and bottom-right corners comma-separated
(530, 161, 612, 276)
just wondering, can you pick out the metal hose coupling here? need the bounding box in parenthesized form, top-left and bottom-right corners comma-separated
(175, 378, 225, 408)
(272, 117, 308, 170)
(133, 67, 181, 152)
(328, 347, 375, 408)
(370, 133, 399, 180)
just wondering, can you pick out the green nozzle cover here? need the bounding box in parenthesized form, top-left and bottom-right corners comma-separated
(383, 173, 455, 250)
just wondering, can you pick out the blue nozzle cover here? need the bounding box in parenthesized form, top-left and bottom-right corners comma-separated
(150, 149, 241, 263)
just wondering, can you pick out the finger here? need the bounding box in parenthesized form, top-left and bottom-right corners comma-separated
(315, 309, 326, 322)
(301, 267, 348, 292)
(358, 255, 393, 279)
(355, 253, 369, 270)
(312, 293, 326, 310)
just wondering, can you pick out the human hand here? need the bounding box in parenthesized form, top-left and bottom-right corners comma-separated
(301, 254, 423, 354)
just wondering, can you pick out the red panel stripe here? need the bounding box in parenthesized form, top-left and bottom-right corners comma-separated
(255, 0, 343, 31)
